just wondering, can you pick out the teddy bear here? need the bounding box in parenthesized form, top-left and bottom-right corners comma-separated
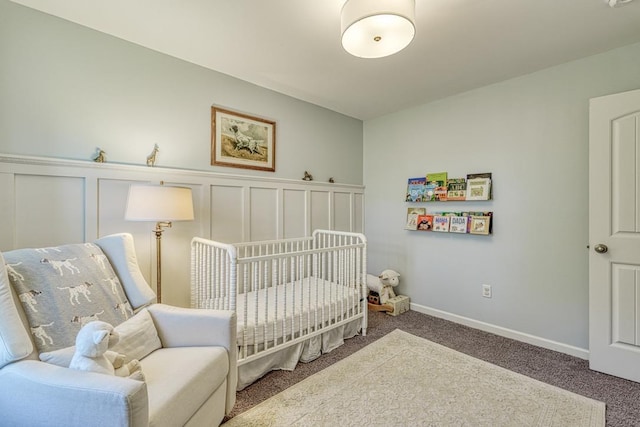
(69, 320, 144, 380)
(366, 269, 400, 305)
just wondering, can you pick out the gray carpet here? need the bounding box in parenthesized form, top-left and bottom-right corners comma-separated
(225, 310, 640, 426)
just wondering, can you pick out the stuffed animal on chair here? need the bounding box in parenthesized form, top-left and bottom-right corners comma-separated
(69, 320, 144, 380)
(366, 269, 400, 304)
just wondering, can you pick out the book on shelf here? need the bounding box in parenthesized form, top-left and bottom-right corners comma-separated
(416, 214, 434, 231)
(466, 172, 492, 201)
(434, 185, 448, 201)
(469, 215, 491, 235)
(427, 172, 448, 201)
(469, 211, 493, 233)
(449, 216, 469, 233)
(405, 207, 427, 230)
(426, 172, 448, 185)
(406, 177, 427, 202)
(446, 178, 466, 201)
(432, 215, 451, 232)
(424, 182, 438, 201)
(467, 172, 492, 180)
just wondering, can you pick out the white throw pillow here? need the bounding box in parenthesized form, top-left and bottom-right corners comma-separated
(111, 308, 162, 362)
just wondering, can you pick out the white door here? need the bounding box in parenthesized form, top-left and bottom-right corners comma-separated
(589, 88, 640, 382)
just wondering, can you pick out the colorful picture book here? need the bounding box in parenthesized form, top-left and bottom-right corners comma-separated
(426, 172, 448, 185)
(427, 172, 448, 201)
(416, 214, 434, 231)
(434, 185, 448, 201)
(432, 215, 451, 232)
(469, 215, 491, 235)
(466, 173, 492, 201)
(405, 207, 427, 230)
(449, 216, 469, 233)
(446, 178, 466, 201)
(406, 177, 427, 202)
(424, 181, 438, 201)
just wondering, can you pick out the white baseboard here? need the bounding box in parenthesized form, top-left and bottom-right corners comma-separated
(410, 302, 589, 360)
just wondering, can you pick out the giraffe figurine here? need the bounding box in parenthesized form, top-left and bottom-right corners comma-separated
(93, 148, 106, 163)
(146, 144, 159, 166)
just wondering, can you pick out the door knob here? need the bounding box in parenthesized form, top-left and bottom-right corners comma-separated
(594, 244, 608, 254)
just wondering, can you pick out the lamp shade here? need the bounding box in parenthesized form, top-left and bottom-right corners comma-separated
(341, 0, 416, 59)
(125, 184, 194, 222)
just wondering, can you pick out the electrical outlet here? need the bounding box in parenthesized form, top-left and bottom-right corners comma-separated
(482, 284, 492, 298)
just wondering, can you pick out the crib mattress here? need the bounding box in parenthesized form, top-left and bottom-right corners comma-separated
(202, 276, 361, 347)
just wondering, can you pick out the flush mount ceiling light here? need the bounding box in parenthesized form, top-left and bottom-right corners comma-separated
(605, 0, 634, 6)
(341, 0, 416, 59)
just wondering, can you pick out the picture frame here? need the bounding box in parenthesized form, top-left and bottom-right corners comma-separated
(211, 106, 276, 172)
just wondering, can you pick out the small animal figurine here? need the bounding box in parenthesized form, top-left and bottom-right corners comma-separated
(302, 171, 313, 181)
(93, 148, 106, 163)
(146, 144, 159, 166)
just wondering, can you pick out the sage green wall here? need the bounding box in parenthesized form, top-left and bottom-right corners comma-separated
(0, 0, 363, 185)
(364, 41, 640, 351)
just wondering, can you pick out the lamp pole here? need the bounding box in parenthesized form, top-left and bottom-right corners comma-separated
(125, 183, 194, 305)
(153, 221, 171, 303)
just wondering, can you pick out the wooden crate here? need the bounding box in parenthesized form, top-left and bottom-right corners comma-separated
(386, 295, 410, 316)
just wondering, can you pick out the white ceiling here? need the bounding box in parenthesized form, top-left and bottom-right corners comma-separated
(10, 0, 640, 120)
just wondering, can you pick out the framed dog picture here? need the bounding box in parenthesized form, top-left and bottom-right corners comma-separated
(211, 106, 276, 172)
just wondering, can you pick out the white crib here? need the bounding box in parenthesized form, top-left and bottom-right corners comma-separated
(190, 229, 368, 389)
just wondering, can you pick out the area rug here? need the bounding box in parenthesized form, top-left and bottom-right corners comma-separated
(223, 329, 605, 426)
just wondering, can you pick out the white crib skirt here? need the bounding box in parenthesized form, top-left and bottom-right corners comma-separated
(236, 317, 362, 390)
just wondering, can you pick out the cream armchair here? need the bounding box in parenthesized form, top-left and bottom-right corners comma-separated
(0, 233, 236, 427)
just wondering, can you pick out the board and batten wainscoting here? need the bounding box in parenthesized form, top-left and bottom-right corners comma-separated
(0, 154, 365, 307)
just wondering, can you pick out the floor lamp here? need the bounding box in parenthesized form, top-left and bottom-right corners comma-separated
(125, 183, 194, 303)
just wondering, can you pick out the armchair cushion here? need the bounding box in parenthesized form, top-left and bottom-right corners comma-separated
(4, 243, 134, 354)
(141, 347, 229, 426)
(0, 253, 33, 368)
(147, 304, 237, 414)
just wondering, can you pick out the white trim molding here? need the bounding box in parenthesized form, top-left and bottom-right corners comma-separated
(410, 302, 590, 360)
(0, 153, 365, 308)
